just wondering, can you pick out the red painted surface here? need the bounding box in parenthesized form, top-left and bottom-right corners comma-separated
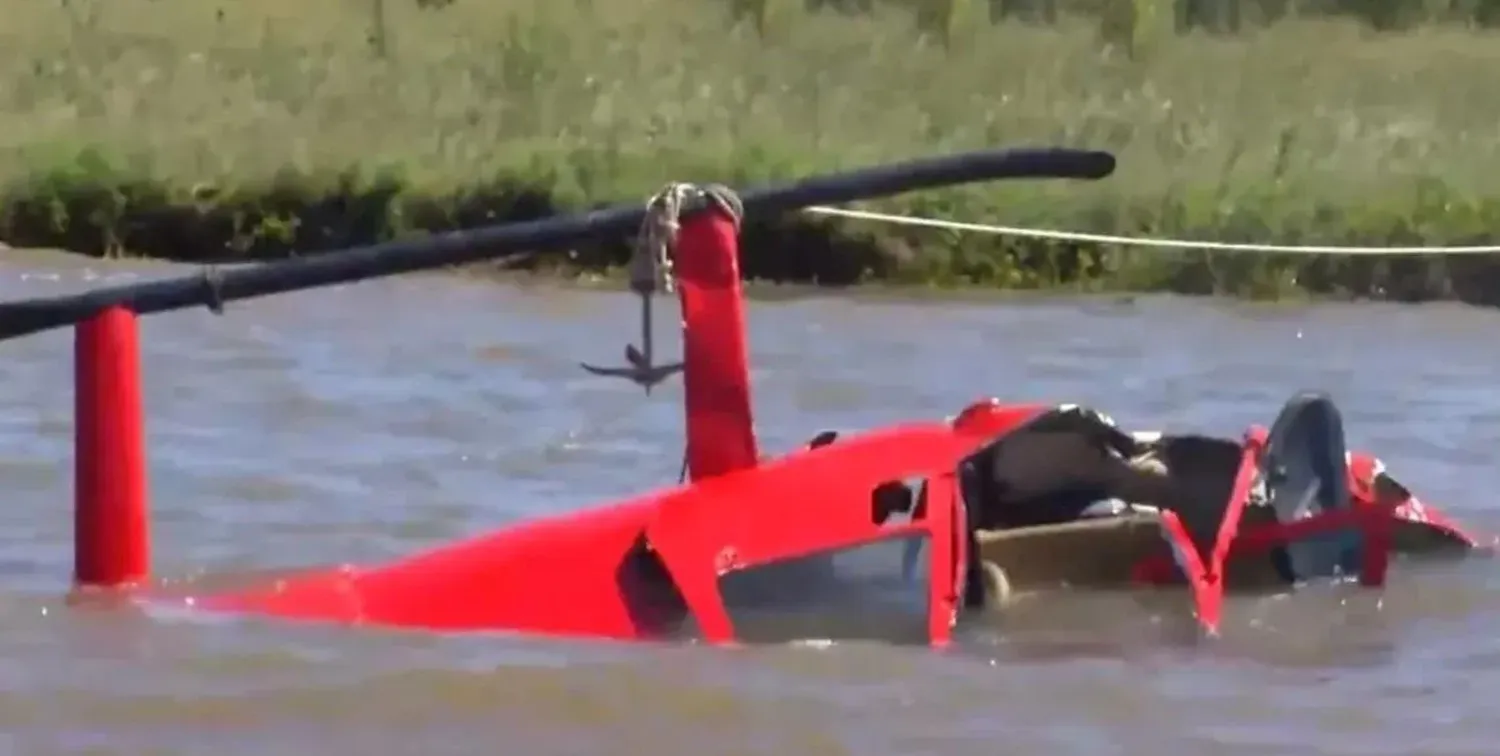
(924, 473, 964, 648)
(200, 498, 673, 639)
(200, 205, 766, 639)
(1131, 426, 1488, 633)
(646, 423, 988, 644)
(1118, 426, 1262, 633)
(676, 206, 759, 481)
(950, 398, 1048, 440)
(1228, 451, 1483, 576)
(193, 202, 987, 644)
(1232, 507, 1390, 557)
(201, 422, 989, 642)
(74, 306, 150, 589)
(1157, 509, 1219, 633)
(74, 194, 1479, 642)
(1355, 469, 1395, 588)
(1345, 452, 1482, 549)
(1192, 428, 1267, 633)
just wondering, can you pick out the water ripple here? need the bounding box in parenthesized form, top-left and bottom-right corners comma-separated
(0, 251, 1497, 754)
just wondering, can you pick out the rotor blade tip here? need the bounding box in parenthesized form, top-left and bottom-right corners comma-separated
(1081, 150, 1117, 179)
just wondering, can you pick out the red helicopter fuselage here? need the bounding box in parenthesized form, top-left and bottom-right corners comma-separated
(67, 189, 1487, 644)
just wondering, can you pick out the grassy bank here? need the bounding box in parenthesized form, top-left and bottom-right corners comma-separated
(2, 0, 1500, 302)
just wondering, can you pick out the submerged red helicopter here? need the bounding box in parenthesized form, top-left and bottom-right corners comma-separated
(3, 147, 1485, 647)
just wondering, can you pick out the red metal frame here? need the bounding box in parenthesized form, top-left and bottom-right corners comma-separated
(1130, 427, 1485, 633)
(645, 425, 981, 644)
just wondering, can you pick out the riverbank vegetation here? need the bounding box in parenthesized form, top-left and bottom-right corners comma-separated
(2, 0, 1499, 302)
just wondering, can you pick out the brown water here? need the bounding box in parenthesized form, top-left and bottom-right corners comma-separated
(1, 251, 1499, 755)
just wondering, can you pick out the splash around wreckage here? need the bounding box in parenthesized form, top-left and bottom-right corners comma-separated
(1, 146, 1487, 646)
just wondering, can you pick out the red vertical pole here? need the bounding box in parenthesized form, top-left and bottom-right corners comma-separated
(1358, 496, 1394, 588)
(74, 306, 150, 589)
(673, 201, 760, 482)
(924, 473, 959, 648)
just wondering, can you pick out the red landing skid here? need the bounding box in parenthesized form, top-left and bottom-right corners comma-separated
(69, 195, 1487, 645)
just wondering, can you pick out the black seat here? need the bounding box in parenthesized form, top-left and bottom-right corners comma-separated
(1257, 391, 1359, 582)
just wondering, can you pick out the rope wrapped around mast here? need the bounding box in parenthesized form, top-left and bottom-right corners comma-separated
(631, 182, 745, 296)
(582, 183, 745, 393)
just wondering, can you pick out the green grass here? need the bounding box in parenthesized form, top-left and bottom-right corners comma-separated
(3, 0, 1500, 301)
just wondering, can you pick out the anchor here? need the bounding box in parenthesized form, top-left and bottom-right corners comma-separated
(579, 294, 683, 394)
(580, 185, 689, 394)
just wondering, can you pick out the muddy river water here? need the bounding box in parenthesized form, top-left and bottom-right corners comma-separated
(0, 250, 1498, 754)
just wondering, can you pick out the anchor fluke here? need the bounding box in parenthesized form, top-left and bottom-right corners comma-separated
(579, 346, 684, 394)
